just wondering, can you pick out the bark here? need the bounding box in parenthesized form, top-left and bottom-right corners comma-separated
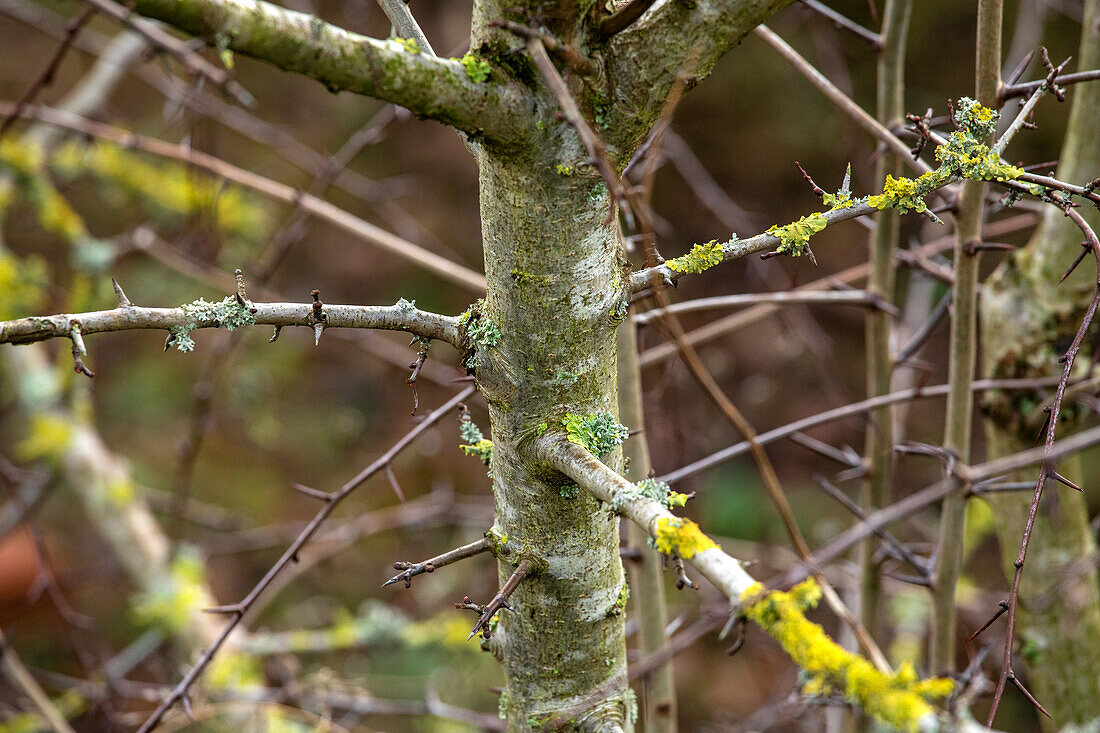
(979, 0, 1100, 722)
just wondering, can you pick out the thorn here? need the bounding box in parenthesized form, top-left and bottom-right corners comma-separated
(268, 326, 282, 343)
(164, 333, 174, 352)
(234, 268, 248, 303)
(970, 599, 1010, 641)
(1048, 469, 1083, 492)
(1059, 241, 1091, 284)
(202, 603, 244, 615)
(180, 694, 196, 723)
(1009, 671, 1052, 719)
(841, 163, 851, 193)
(313, 322, 325, 346)
(291, 483, 332, 501)
(112, 278, 132, 307)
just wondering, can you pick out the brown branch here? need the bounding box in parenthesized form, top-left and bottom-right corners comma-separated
(987, 205, 1100, 726)
(463, 557, 533, 640)
(0, 102, 488, 293)
(74, 0, 255, 107)
(382, 536, 491, 588)
(0, 7, 94, 142)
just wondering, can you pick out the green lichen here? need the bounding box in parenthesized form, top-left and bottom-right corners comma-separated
(821, 166, 859, 210)
(556, 371, 578, 384)
(132, 548, 209, 632)
(395, 297, 415, 310)
(392, 37, 420, 54)
(563, 411, 628, 457)
(666, 239, 726, 273)
(653, 516, 719, 558)
(459, 51, 491, 82)
(458, 299, 501, 369)
(935, 132, 1023, 182)
(0, 251, 48, 321)
(498, 689, 509, 720)
(740, 580, 954, 733)
(50, 140, 269, 245)
(766, 212, 828, 257)
(16, 413, 74, 464)
(169, 296, 257, 353)
(459, 412, 493, 466)
(559, 483, 579, 499)
(608, 579, 629, 616)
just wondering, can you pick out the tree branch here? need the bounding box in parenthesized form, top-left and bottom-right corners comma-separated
(0, 301, 461, 348)
(604, 0, 796, 153)
(120, 0, 535, 144)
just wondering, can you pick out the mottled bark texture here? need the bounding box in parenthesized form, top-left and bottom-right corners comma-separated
(979, 0, 1100, 723)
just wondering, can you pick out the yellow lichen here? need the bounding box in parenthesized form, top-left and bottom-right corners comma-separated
(132, 549, 210, 633)
(740, 580, 953, 732)
(207, 650, 264, 690)
(16, 414, 74, 463)
(653, 516, 719, 559)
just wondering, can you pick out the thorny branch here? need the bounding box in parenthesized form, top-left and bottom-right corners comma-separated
(382, 537, 491, 589)
(134, 386, 474, 733)
(986, 206, 1100, 726)
(0, 299, 461, 348)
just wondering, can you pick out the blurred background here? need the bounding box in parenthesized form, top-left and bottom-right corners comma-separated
(0, 0, 1095, 730)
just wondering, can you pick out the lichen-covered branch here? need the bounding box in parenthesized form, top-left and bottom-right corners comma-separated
(604, 0, 797, 153)
(0, 299, 461, 349)
(530, 432, 957, 733)
(120, 0, 535, 144)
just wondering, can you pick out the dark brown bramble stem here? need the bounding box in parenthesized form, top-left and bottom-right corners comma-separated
(986, 205, 1100, 726)
(382, 537, 491, 588)
(465, 557, 533, 641)
(134, 386, 475, 733)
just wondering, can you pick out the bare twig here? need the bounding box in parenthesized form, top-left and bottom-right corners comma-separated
(74, 0, 255, 106)
(382, 536, 492, 588)
(0, 7, 94, 142)
(464, 557, 533, 640)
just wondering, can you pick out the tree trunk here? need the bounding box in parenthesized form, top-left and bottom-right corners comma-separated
(979, 0, 1100, 723)
(474, 142, 632, 729)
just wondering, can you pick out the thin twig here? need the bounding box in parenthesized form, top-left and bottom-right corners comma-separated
(382, 537, 492, 588)
(74, 0, 255, 106)
(464, 557, 533, 640)
(0, 7, 95, 142)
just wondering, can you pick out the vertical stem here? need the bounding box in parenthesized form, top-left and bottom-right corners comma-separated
(616, 319, 676, 732)
(861, 0, 913, 643)
(930, 0, 1001, 674)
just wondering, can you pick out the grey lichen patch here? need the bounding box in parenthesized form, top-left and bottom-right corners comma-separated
(169, 296, 256, 352)
(610, 477, 690, 514)
(395, 297, 415, 310)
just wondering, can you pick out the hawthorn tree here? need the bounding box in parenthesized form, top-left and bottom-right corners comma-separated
(2, 0, 1100, 731)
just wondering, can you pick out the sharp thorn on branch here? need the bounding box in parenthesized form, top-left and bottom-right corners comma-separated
(112, 278, 132, 307)
(970, 599, 1010, 641)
